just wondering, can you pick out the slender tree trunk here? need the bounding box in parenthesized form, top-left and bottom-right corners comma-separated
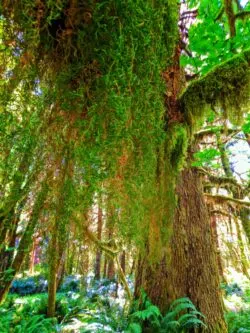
(47, 226, 58, 318)
(107, 259, 115, 280)
(94, 205, 103, 280)
(103, 256, 107, 278)
(120, 250, 126, 274)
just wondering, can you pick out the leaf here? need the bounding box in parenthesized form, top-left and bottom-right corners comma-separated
(126, 322, 142, 333)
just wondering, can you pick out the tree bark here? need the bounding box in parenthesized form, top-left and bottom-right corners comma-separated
(94, 205, 103, 280)
(135, 168, 227, 332)
(170, 168, 227, 332)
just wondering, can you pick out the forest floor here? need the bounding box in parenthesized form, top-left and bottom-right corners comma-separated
(0, 272, 250, 332)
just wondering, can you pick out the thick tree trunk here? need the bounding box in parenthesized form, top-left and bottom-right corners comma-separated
(170, 168, 227, 332)
(135, 168, 227, 332)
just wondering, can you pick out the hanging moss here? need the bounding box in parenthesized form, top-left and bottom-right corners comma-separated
(179, 49, 250, 133)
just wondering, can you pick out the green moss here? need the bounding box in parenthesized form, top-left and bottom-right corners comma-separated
(179, 49, 250, 132)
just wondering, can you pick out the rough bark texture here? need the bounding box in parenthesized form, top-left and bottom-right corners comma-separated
(134, 167, 227, 332)
(134, 251, 170, 313)
(210, 211, 226, 282)
(170, 168, 227, 332)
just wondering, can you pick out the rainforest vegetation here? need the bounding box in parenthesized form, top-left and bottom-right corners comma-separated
(0, 0, 250, 332)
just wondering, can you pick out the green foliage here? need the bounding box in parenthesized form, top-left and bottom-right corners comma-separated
(192, 148, 220, 167)
(182, 0, 250, 75)
(0, 0, 180, 257)
(127, 292, 206, 333)
(242, 114, 250, 134)
(226, 309, 250, 333)
(0, 308, 56, 333)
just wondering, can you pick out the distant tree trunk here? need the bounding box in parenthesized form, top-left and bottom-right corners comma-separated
(56, 251, 66, 290)
(120, 250, 126, 274)
(130, 257, 136, 276)
(135, 167, 227, 332)
(103, 256, 107, 278)
(47, 225, 58, 318)
(0, 183, 48, 305)
(107, 259, 115, 279)
(234, 217, 250, 279)
(210, 212, 226, 282)
(94, 205, 103, 280)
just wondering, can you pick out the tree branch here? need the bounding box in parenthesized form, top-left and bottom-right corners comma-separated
(204, 193, 250, 207)
(82, 224, 132, 301)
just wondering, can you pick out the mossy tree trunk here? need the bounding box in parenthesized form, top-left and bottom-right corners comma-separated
(170, 167, 227, 332)
(47, 156, 71, 317)
(135, 167, 227, 332)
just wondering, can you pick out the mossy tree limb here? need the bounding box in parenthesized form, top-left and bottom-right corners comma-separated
(179, 49, 250, 133)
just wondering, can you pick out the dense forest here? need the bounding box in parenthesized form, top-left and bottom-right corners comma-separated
(0, 0, 250, 332)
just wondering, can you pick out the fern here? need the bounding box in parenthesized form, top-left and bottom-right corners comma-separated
(14, 315, 56, 333)
(161, 297, 207, 333)
(131, 304, 162, 321)
(126, 322, 142, 333)
(127, 294, 207, 333)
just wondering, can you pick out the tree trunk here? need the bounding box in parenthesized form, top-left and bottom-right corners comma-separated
(94, 205, 103, 280)
(103, 256, 107, 278)
(47, 226, 58, 318)
(135, 167, 227, 332)
(210, 211, 226, 283)
(0, 183, 48, 304)
(120, 250, 126, 274)
(170, 168, 227, 332)
(107, 259, 115, 280)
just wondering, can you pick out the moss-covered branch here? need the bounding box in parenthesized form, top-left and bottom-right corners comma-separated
(83, 224, 132, 300)
(195, 127, 240, 140)
(179, 49, 250, 132)
(199, 168, 241, 188)
(204, 193, 250, 207)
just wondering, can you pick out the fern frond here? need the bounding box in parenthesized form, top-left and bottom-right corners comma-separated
(181, 317, 207, 329)
(126, 322, 142, 333)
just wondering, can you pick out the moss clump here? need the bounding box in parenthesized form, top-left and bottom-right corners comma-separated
(179, 49, 250, 132)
